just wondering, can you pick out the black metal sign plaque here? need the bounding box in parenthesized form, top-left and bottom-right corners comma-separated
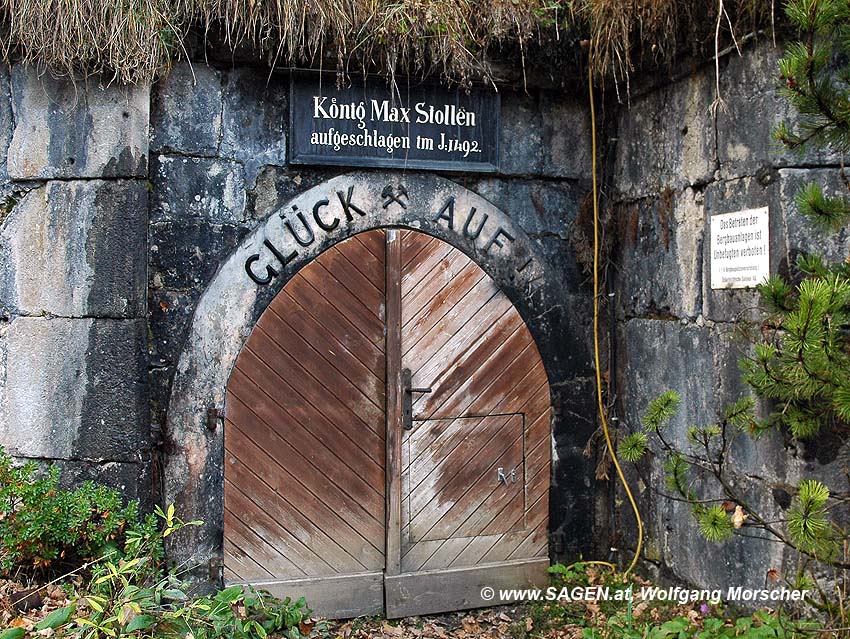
(289, 73, 500, 173)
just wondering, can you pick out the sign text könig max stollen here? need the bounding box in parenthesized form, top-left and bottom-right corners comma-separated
(289, 73, 500, 172)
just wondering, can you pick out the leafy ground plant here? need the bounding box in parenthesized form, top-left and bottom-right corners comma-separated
(2, 504, 312, 639)
(0, 447, 147, 575)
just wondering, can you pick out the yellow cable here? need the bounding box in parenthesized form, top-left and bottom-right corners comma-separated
(564, 560, 617, 573)
(588, 65, 644, 578)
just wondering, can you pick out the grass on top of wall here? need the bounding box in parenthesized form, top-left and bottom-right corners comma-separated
(0, 0, 773, 84)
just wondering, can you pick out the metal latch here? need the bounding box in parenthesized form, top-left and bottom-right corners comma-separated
(402, 368, 431, 430)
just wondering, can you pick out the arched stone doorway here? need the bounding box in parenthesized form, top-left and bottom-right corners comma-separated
(162, 172, 594, 617)
(222, 229, 550, 617)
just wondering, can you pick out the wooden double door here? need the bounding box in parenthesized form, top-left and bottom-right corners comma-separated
(223, 229, 551, 618)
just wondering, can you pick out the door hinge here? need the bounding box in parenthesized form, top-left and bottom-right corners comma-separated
(207, 407, 224, 432)
(549, 531, 566, 556)
(209, 556, 224, 584)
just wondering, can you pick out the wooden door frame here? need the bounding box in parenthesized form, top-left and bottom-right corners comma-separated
(385, 229, 404, 578)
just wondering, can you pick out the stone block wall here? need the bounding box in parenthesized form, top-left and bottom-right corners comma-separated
(0, 57, 600, 557)
(146, 63, 598, 559)
(0, 65, 151, 502)
(610, 40, 850, 590)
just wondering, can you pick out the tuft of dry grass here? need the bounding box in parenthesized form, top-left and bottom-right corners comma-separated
(0, 1, 773, 84)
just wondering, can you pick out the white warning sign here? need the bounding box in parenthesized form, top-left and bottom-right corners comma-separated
(710, 207, 770, 289)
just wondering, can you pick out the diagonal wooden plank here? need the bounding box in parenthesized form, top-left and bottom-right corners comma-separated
(226, 387, 385, 532)
(282, 275, 385, 379)
(300, 261, 385, 346)
(405, 415, 473, 470)
(402, 277, 501, 361)
(443, 436, 525, 539)
(479, 495, 548, 564)
(272, 291, 384, 397)
(225, 461, 368, 574)
(409, 417, 524, 541)
(405, 297, 512, 395)
(448, 534, 505, 568)
(402, 265, 486, 340)
(401, 229, 431, 263)
(233, 352, 385, 493)
(463, 348, 549, 417)
(419, 537, 476, 571)
(508, 528, 550, 560)
(412, 321, 529, 419)
(225, 411, 384, 565)
(401, 539, 445, 573)
(224, 532, 275, 580)
(401, 235, 446, 280)
(224, 528, 278, 580)
(407, 372, 544, 476)
(226, 483, 329, 574)
(426, 382, 548, 547)
(481, 460, 549, 540)
(260, 305, 385, 418)
(407, 417, 484, 492)
(315, 246, 384, 317)
(401, 251, 480, 323)
(354, 229, 386, 262)
(223, 566, 242, 582)
(224, 506, 305, 576)
(328, 236, 385, 292)
(409, 309, 522, 418)
(407, 416, 511, 511)
(401, 242, 457, 301)
(420, 337, 537, 420)
(247, 326, 385, 453)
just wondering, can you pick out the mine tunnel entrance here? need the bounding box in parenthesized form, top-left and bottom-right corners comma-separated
(222, 228, 552, 618)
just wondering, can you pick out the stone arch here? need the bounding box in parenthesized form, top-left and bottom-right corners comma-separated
(162, 171, 590, 578)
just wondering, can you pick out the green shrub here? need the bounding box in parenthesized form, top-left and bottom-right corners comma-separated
(0, 446, 143, 574)
(587, 610, 821, 639)
(23, 505, 310, 639)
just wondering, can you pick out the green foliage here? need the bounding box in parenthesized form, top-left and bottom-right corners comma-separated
(585, 603, 819, 639)
(35, 604, 76, 631)
(540, 565, 823, 639)
(611, 7, 850, 633)
(787, 479, 838, 559)
(617, 432, 647, 462)
(662, 453, 692, 499)
(759, 275, 795, 311)
(775, 1, 850, 152)
(548, 561, 590, 582)
(795, 182, 850, 231)
(642, 391, 681, 432)
(0, 446, 147, 574)
(753, 0, 850, 439)
(696, 505, 734, 543)
(721, 396, 758, 430)
(686, 423, 722, 446)
(741, 268, 850, 438)
(0, 450, 314, 639)
(5, 505, 310, 639)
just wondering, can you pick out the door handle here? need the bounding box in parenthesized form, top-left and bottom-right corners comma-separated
(402, 368, 431, 430)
